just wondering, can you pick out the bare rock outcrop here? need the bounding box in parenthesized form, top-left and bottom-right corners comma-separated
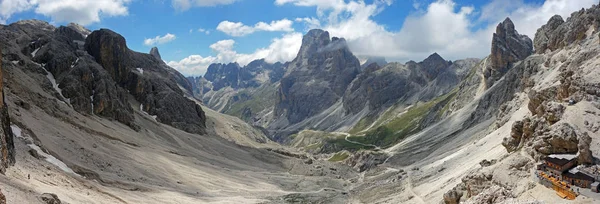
(343, 151, 388, 172)
(149, 47, 161, 61)
(485, 18, 533, 87)
(578, 132, 594, 164)
(39, 193, 61, 204)
(0, 46, 15, 174)
(443, 188, 462, 204)
(533, 122, 579, 155)
(85, 29, 206, 134)
(534, 5, 600, 54)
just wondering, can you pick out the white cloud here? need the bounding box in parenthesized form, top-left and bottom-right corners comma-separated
(295, 17, 321, 30)
(168, 32, 302, 76)
(216, 19, 294, 37)
(171, 0, 597, 76)
(144, 33, 177, 46)
(0, 0, 131, 25)
(0, 0, 35, 24)
(276, 0, 596, 62)
(481, 0, 597, 39)
(198, 28, 210, 34)
(172, 0, 238, 11)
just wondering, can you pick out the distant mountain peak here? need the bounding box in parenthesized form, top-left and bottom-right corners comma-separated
(296, 29, 352, 59)
(67, 22, 91, 37)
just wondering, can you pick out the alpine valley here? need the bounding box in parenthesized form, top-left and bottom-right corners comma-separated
(1, 2, 600, 204)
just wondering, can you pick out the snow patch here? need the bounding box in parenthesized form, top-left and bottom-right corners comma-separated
(90, 90, 95, 114)
(28, 144, 78, 175)
(11, 124, 78, 175)
(41, 66, 71, 106)
(548, 154, 578, 160)
(11, 125, 22, 139)
(31, 47, 40, 57)
(71, 58, 79, 68)
(11, 61, 19, 65)
(136, 68, 144, 75)
(139, 104, 157, 121)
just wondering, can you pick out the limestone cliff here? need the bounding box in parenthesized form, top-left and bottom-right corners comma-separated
(0, 46, 15, 174)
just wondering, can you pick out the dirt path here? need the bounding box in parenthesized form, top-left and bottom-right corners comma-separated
(406, 169, 426, 204)
(332, 132, 381, 150)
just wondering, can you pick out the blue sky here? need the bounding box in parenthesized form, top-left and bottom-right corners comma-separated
(0, 0, 596, 76)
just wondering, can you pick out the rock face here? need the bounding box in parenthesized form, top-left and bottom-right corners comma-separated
(0, 46, 16, 174)
(201, 59, 285, 92)
(272, 29, 361, 128)
(502, 4, 600, 161)
(534, 6, 600, 54)
(85, 29, 206, 134)
(486, 18, 533, 87)
(150, 47, 161, 61)
(343, 54, 475, 116)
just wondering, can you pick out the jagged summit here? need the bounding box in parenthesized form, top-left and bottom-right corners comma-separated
(67, 22, 91, 37)
(491, 17, 533, 71)
(485, 17, 533, 87)
(150, 47, 162, 61)
(534, 4, 600, 54)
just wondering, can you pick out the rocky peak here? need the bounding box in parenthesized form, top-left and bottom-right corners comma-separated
(271, 29, 361, 133)
(13, 19, 55, 31)
(419, 53, 451, 79)
(85, 29, 130, 82)
(534, 4, 600, 53)
(485, 17, 533, 87)
(67, 22, 91, 38)
(491, 18, 533, 71)
(85, 28, 206, 134)
(296, 29, 333, 58)
(150, 47, 162, 61)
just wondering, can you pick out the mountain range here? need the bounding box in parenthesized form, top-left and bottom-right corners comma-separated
(0, 3, 600, 204)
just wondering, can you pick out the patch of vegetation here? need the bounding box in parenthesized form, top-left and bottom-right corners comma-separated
(321, 135, 375, 153)
(223, 84, 278, 121)
(328, 91, 457, 152)
(328, 152, 349, 162)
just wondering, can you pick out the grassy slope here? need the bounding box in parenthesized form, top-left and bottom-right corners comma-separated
(328, 90, 458, 151)
(223, 83, 278, 121)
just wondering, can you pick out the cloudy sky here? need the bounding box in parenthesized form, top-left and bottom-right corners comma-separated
(0, 0, 596, 76)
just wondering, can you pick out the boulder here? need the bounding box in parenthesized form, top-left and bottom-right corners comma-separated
(443, 188, 463, 204)
(533, 123, 579, 155)
(39, 193, 61, 204)
(578, 132, 594, 165)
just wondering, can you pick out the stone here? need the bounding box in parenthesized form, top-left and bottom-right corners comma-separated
(443, 188, 462, 204)
(0, 189, 5, 204)
(39, 193, 61, 204)
(578, 133, 594, 165)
